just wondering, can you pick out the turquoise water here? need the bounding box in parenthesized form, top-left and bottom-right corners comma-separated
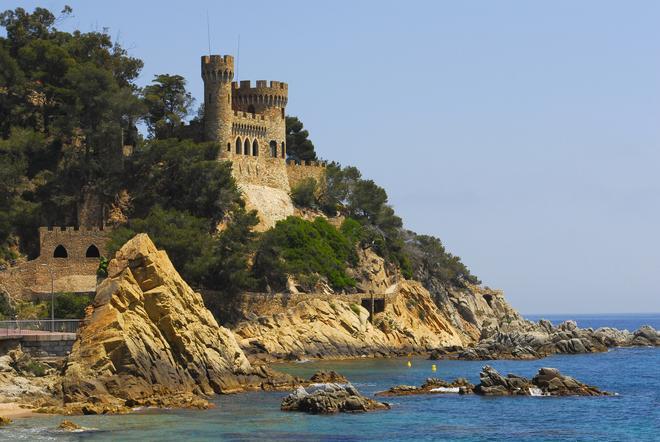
(3, 315, 659, 441)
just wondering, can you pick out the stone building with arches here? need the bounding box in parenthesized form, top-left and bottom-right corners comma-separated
(201, 54, 326, 229)
(0, 226, 108, 301)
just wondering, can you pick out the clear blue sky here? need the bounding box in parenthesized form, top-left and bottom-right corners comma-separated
(7, 1, 660, 314)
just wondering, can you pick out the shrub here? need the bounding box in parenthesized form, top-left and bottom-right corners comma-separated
(24, 360, 47, 377)
(52, 292, 93, 319)
(253, 217, 356, 292)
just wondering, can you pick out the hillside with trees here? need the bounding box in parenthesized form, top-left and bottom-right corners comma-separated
(0, 5, 478, 316)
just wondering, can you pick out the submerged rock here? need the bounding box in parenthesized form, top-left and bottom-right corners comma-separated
(57, 420, 82, 431)
(61, 234, 298, 411)
(281, 383, 390, 414)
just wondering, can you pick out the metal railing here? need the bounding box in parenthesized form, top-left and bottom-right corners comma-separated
(0, 319, 83, 336)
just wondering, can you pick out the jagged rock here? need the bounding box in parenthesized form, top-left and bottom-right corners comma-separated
(474, 365, 610, 396)
(57, 420, 82, 431)
(281, 384, 390, 414)
(443, 321, 659, 361)
(235, 280, 466, 360)
(61, 234, 299, 411)
(0, 416, 11, 426)
(309, 370, 348, 384)
(377, 377, 474, 396)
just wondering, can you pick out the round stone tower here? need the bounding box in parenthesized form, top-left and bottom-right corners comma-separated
(201, 55, 234, 151)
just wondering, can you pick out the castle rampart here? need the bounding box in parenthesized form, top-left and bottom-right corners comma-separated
(286, 161, 327, 190)
(0, 226, 110, 301)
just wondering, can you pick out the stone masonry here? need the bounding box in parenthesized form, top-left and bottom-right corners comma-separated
(201, 54, 326, 198)
(0, 226, 109, 301)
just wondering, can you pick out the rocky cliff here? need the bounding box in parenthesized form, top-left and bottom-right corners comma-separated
(234, 280, 467, 360)
(60, 234, 296, 411)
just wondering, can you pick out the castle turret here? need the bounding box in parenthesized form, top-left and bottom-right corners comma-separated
(201, 55, 234, 153)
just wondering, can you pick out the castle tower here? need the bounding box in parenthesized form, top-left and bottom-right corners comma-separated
(201, 55, 234, 153)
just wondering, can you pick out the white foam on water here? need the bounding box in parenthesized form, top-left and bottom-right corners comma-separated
(528, 387, 544, 396)
(429, 387, 460, 393)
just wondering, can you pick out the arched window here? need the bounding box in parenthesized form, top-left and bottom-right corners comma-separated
(252, 139, 259, 156)
(53, 245, 68, 258)
(247, 104, 255, 114)
(85, 245, 100, 258)
(243, 138, 250, 155)
(281, 142, 286, 158)
(270, 140, 277, 157)
(235, 137, 242, 154)
(227, 142, 231, 152)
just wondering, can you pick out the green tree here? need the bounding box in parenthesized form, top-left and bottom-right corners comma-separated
(285, 116, 317, 161)
(107, 206, 212, 284)
(194, 208, 260, 293)
(123, 138, 242, 225)
(290, 177, 318, 208)
(143, 74, 194, 139)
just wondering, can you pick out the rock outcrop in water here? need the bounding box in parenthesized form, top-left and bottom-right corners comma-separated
(60, 234, 298, 412)
(376, 377, 474, 396)
(475, 365, 610, 396)
(378, 366, 610, 397)
(235, 280, 467, 360)
(281, 383, 390, 414)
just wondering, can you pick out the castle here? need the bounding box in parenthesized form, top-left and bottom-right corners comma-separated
(201, 54, 325, 221)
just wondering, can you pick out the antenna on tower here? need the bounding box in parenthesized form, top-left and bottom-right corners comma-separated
(236, 34, 241, 81)
(206, 10, 211, 55)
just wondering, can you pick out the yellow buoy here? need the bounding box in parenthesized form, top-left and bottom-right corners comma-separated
(407, 360, 412, 368)
(431, 364, 437, 372)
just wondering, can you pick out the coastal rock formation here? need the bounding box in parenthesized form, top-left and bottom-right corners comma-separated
(281, 384, 389, 414)
(235, 280, 466, 360)
(475, 365, 610, 396)
(432, 321, 660, 360)
(378, 366, 609, 397)
(377, 377, 474, 396)
(61, 234, 297, 411)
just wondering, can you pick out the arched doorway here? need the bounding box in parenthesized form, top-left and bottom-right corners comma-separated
(252, 139, 259, 156)
(85, 245, 100, 258)
(243, 138, 250, 155)
(53, 245, 68, 258)
(235, 137, 242, 154)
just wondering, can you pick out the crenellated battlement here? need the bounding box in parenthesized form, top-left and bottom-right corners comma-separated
(232, 80, 288, 91)
(39, 226, 107, 233)
(231, 80, 288, 109)
(286, 160, 327, 168)
(201, 54, 234, 83)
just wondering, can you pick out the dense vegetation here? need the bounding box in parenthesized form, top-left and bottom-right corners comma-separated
(0, 6, 479, 314)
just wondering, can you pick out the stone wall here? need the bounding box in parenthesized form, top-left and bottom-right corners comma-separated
(286, 160, 327, 190)
(0, 226, 109, 300)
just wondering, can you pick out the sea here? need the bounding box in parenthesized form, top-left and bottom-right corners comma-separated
(3, 313, 659, 441)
